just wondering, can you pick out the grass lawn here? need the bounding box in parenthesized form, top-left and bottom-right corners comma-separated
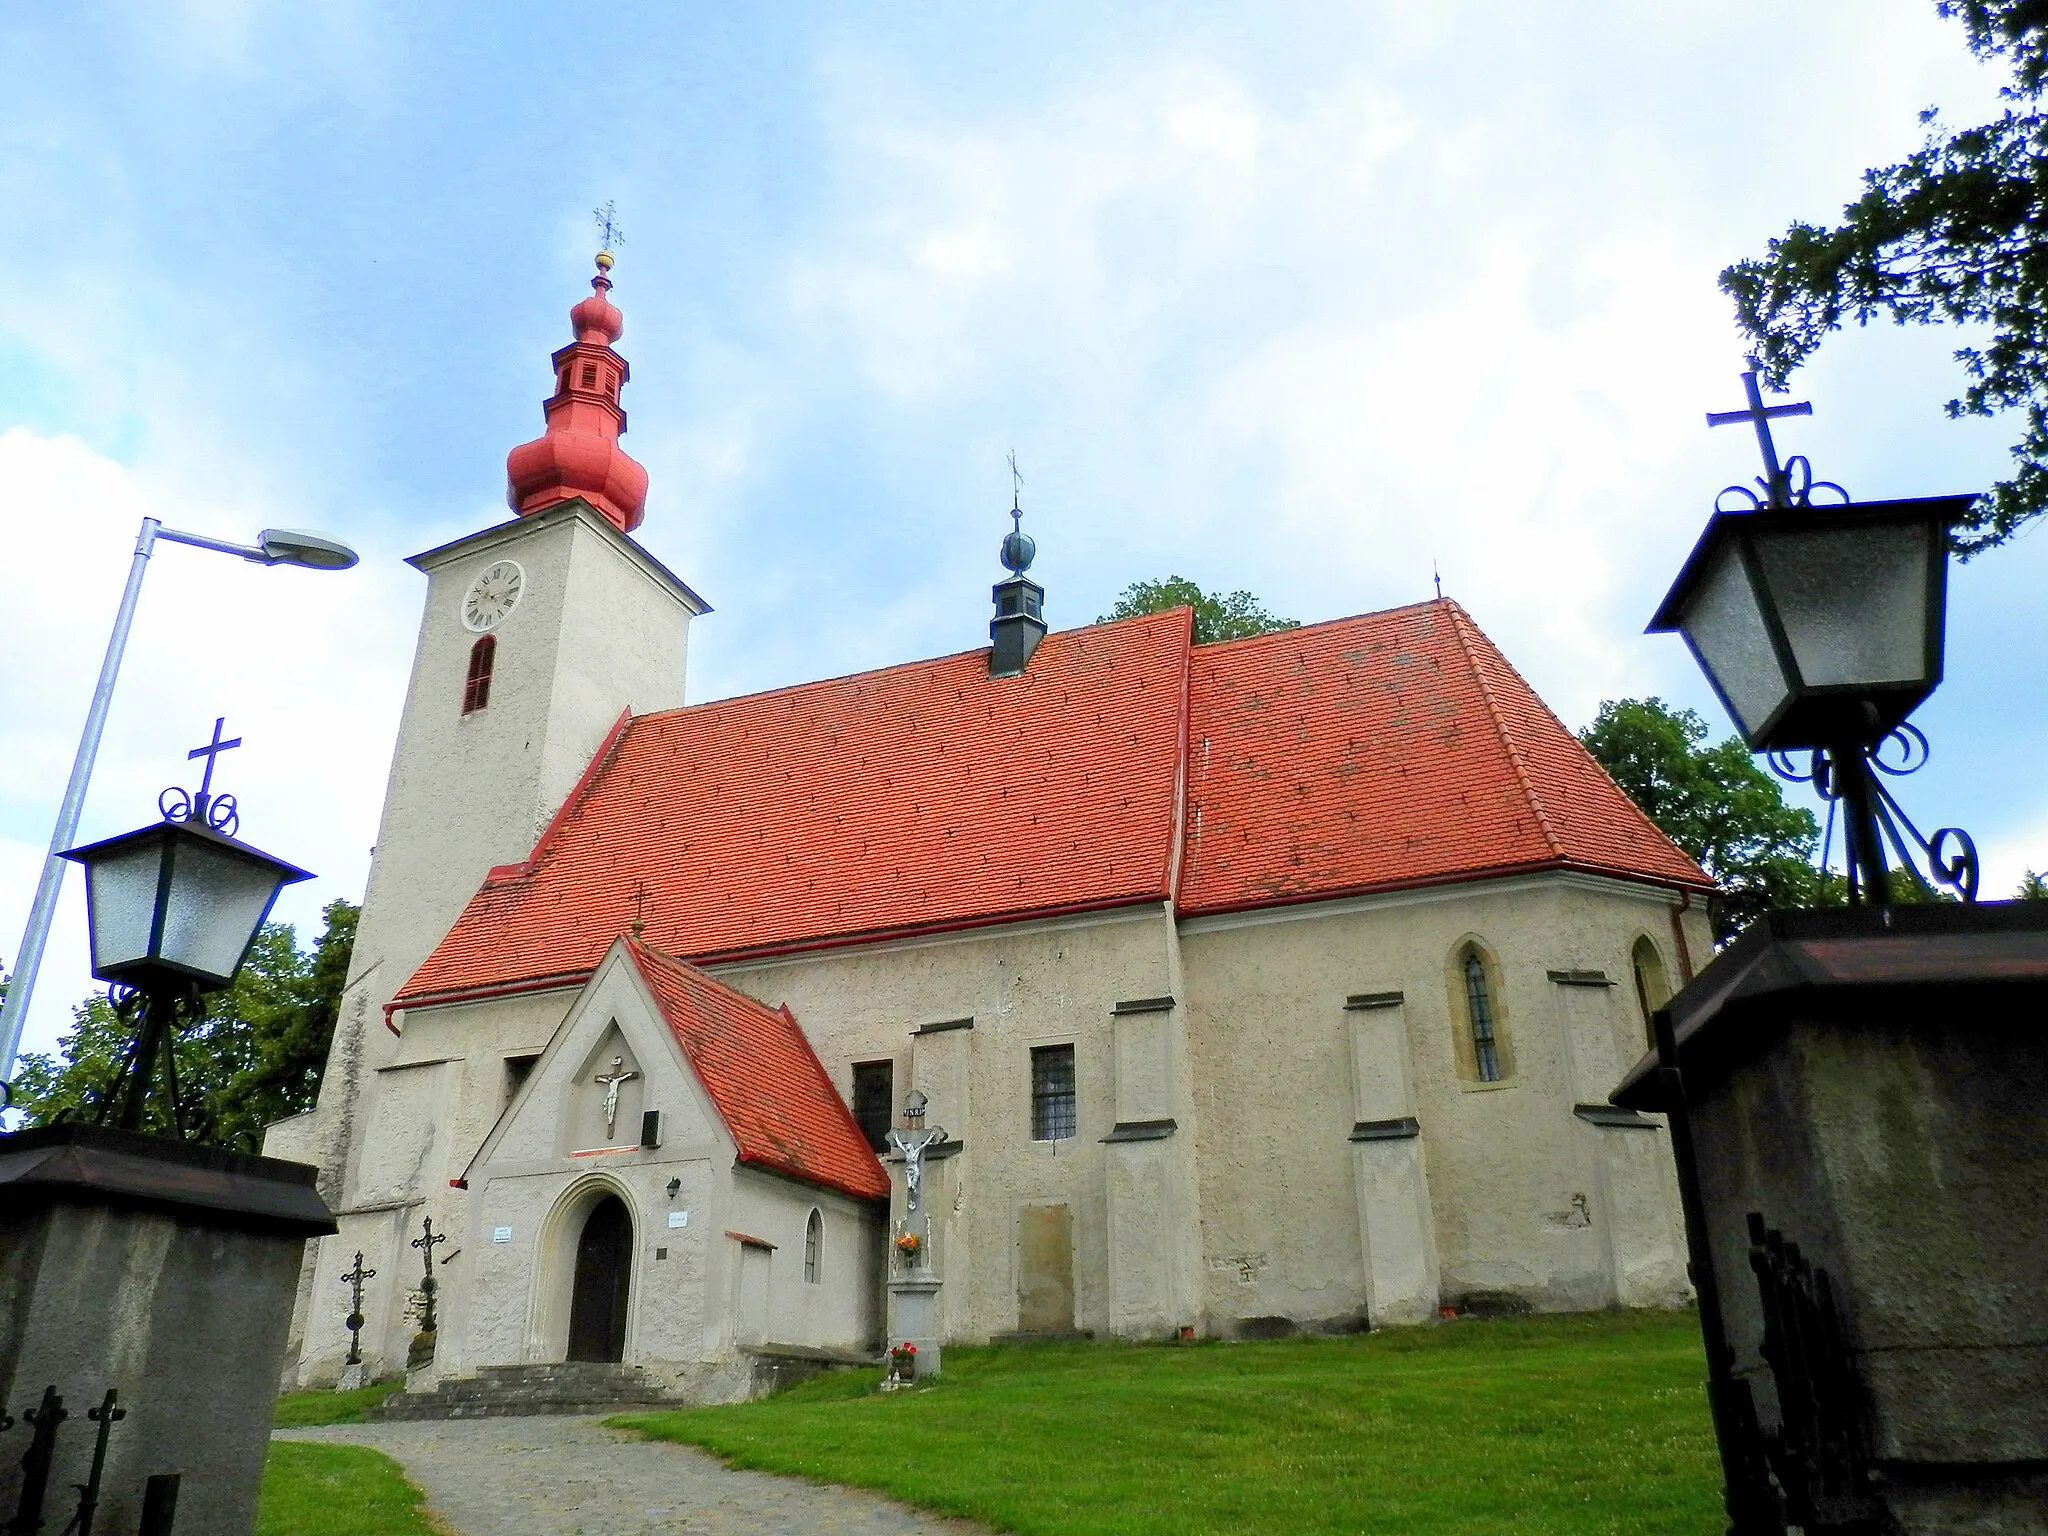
(615, 1311, 1722, 1536)
(273, 1379, 406, 1429)
(257, 1443, 444, 1536)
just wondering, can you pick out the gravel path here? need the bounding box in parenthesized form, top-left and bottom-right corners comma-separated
(276, 1417, 987, 1536)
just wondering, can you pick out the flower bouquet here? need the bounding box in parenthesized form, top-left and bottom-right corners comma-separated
(888, 1342, 918, 1382)
(893, 1230, 922, 1265)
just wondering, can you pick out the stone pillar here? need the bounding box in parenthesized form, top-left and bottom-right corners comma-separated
(0, 1124, 337, 1536)
(1104, 995, 1198, 1339)
(1549, 970, 1687, 1309)
(1343, 992, 1440, 1327)
(1613, 904, 2048, 1535)
(888, 1273, 943, 1378)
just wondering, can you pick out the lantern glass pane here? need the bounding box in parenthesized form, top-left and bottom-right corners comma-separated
(85, 838, 165, 975)
(1752, 521, 1932, 689)
(158, 835, 286, 984)
(1682, 541, 1789, 741)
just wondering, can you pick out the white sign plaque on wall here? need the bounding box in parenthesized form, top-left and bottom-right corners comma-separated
(667, 1211, 689, 1229)
(492, 1226, 513, 1244)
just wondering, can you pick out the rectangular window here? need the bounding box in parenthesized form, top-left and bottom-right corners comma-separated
(1031, 1044, 1076, 1142)
(503, 1052, 540, 1104)
(851, 1060, 893, 1152)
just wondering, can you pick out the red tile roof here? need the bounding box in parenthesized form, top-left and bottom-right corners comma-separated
(625, 939, 889, 1202)
(1177, 602, 1708, 913)
(394, 600, 1706, 1009)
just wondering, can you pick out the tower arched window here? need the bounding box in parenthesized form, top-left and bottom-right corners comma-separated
(1631, 936, 1671, 1049)
(1449, 940, 1512, 1084)
(463, 635, 496, 715)
(803, 1209, 823, 1284)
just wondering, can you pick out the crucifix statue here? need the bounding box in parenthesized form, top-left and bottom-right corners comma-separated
(885, 1090, 949, 1216)
(594, 1054, 639, 1140)
(339, 1250, 376, 1366)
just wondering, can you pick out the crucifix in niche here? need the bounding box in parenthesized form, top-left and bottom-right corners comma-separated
(593, 1054, 639, 1140)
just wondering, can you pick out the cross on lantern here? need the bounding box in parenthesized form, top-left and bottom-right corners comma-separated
(339, 1250, 377, 1366)
(1707, 368, 1814, 509)
(185, 716, 241, 820)
(593, 200, 625, 255)
(412, 1217, 447, 1335)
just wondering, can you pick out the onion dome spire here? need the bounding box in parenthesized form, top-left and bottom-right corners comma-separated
(505, 251, 650, 533)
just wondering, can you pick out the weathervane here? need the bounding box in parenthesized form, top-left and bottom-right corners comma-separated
(1007, 449, 1025, 534)
(1706, 365, 1846, 512)
(158, 717, 241, 836)
(593, 201, 625, 256)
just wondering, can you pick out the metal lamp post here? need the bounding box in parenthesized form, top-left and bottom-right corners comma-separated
(56, 728, 311, 1134)
(0, 518, 355, 1090)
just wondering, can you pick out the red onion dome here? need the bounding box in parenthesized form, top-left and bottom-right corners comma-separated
(504, 253, 648, 534)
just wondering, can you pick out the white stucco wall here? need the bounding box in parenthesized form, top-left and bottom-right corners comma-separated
(1179, 871, 1704, 1330)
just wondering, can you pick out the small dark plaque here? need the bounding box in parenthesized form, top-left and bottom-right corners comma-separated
(1344, 991, 1405, 1011)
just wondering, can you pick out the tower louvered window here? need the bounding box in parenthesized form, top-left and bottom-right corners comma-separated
(463, 635, 496, 715)
(851, 1060, 893, 1152)
(1464, 949, 1501, 1082)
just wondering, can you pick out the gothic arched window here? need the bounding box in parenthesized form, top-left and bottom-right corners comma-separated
(1449, 940, 1511, 1084)
(804, 1209, 823, 1284)
(463, 635, 496, 715)
(1631, 935, 1671, 1049)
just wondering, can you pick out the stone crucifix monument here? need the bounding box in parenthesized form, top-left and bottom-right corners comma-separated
(884, 1090, 949, 1378)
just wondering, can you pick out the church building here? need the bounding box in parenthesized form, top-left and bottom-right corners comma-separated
(266, 253, 1714, 1402)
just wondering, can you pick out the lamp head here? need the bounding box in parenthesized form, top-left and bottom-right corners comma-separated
(258, 529, 359, 570)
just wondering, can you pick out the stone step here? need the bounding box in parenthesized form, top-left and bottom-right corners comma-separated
(370, 1361, 691, 1421)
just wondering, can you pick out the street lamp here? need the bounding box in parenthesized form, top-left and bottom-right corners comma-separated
(1648, 372, 1979, 905)
(57, 726, 311, 1133)
(0, 517, 356, 1090)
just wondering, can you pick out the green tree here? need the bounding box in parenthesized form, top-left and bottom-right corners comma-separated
(1721, 1, 2048, 552)
(2017, 869, 2048, 899)
(11, 898, 356, 1149)
(1580, 699, 1843, 942)
(1099, 576, 1301, 645)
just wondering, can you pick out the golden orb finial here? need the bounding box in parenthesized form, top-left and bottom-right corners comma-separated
(594, 250, 615, 272)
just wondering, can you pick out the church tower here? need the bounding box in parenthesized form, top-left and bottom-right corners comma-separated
(277, 253, 708, 1214)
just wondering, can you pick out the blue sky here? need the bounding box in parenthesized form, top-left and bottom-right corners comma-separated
(3, 1, 2043, 1059)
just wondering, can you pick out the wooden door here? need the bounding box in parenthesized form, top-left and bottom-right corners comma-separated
(1016, 1202, 1074, 1333)
(567, 1195, 633, 1362)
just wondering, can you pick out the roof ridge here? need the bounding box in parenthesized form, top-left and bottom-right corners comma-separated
(1442, 601, 1568, 863)
(1192, 596, 1455, 653)
(629, 607, 1192, 725)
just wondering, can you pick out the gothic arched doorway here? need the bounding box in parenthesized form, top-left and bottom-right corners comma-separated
(566, 1194, 633, 1362)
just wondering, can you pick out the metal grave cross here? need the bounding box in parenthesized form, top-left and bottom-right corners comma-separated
(339, 1250, 377, 1365)
(186, 716, 242, 818)
(412, 1216, 448, 1334)
(1707, 368, 1813, 509)
(593, 200, 625, 254)
(594, 1054, 639, 1140)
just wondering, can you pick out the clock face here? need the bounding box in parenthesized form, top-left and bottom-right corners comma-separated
(461, 560, 525, 632)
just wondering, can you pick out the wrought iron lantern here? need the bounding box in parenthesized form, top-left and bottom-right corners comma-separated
(60, 817, 310, 993)
(1647, 496, 1969, 754)
(1649, 372, 1981, 907)
(55, 719, 311, 1134)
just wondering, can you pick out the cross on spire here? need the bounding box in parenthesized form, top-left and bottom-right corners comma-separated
(593, 201, 625, 255)
(1007, 449, 1024, 529)
(186, 717, 241, 815)
(630, 878, 649, 938)
(1707, 367, 1813, 508)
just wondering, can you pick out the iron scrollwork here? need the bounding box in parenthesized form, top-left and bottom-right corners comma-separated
(1770, 725, 1980, 904)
